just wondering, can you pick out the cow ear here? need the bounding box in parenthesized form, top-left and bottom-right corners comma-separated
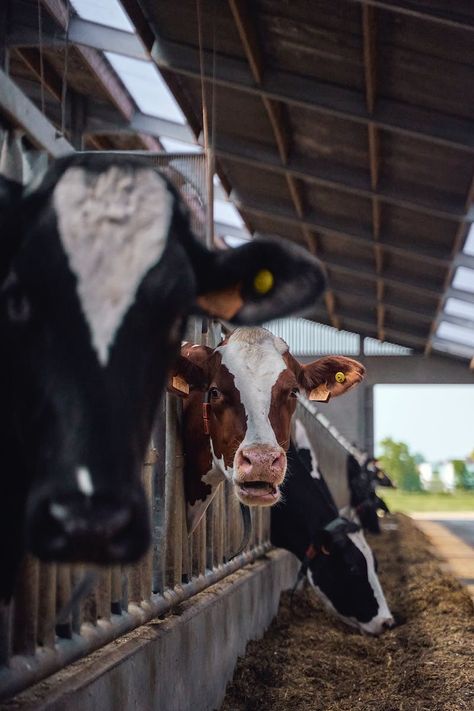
(194, 237, 327, 324)
(168, 344, 214, 397)
(299, 356, 365, 402)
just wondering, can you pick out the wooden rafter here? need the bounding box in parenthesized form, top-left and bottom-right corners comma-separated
(362, 3, 385, 342)
(228, 0, 340, 329)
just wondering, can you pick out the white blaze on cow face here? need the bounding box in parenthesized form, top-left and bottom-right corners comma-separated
(217, 328, 288, 504)
(53, 165, 173, 366)
(347, 530, 394, 635)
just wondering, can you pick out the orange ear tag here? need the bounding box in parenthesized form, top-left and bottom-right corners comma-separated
(335, 371, 346, 383)
(171, 375, 189, 395)
(309, 383, 331, 402)
(197, 284, 244, 320)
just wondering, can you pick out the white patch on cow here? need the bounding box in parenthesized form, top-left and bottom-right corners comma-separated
(76, 467, 94, 496)
(347, 529, 393, 635)
(187, 451, 225, 533)
(210, 440, 234, 481)
(218, 328, 287, 454)
(49, 502, 69, 521)
(294, 419, 320, 478)
(53, 165, 173, 365)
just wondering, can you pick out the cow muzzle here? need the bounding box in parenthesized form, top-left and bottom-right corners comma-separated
(27, 489, 150, 564)
(233, 444, 286, 506)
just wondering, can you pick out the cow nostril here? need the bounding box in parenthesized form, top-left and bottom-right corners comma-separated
(272, 452, 284, 469)
(383, 618, 396, 630)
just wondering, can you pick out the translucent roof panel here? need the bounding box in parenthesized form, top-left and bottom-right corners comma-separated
(160, 137, 202, 154)
(437, 321, 474, 348)
(464, 223, 474, 256)
(452, 266, 474, 293)
(444, 297, 474, 321)
(105, 54, 186, 123)
(70, 0, 134, 32)
(214, 200, 245, 228)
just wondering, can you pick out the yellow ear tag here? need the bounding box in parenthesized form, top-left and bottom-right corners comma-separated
(253, 269, 274, 294)
(335, 371, 346, 384)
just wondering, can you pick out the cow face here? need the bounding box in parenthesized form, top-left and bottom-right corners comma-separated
(306, 523, 394, 635)
(172, 327, 364, 531)
(0, 155, 327, 574)
(272, 439, 394, 635)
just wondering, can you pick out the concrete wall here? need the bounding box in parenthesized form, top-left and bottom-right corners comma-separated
(5, 550, 298, 711)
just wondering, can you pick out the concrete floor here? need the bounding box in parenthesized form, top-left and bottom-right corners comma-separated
(411, 512, 474, 602)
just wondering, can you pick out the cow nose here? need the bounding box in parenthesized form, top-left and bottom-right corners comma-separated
(382, 617, 396, 630)
(236, 445, 286, 480)
(28, 491, 150, 564)
(238, 448, 285, 475)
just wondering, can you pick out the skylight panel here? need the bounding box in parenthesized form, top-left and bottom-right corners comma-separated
(70, 0, 134, 32)
(160, 137, 202, 154)
(214, 200, 244, 228)
(221, 235, 250, 248)
(444, 297, 474, 321)
(437, 321, 474, 348)
(464, 223, 474, 256)
(452, 266, 474, 294)
(105, 54, 186, 123)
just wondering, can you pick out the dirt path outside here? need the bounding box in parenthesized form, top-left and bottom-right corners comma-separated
(221, 514, 474, 711)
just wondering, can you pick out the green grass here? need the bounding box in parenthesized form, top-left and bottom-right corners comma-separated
(381, 489, 474, 513)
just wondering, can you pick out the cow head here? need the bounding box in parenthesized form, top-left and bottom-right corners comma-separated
(172, 327, 364, 531)
(0, 154, 327, 574)
(272, 438, 394, 635)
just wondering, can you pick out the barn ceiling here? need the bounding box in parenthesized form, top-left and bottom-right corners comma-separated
(1, 0, 474, 361)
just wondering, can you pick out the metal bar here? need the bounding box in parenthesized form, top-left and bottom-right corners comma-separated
(0, 544, 271, 701)
(68, 17, 148, 60)
(152, 39, 474, 152)
(37, 564, 56, 647)
(0, 69, 73, 156)
(12, 557, 39, 656)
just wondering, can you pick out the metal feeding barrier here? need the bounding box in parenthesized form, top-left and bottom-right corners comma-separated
(0, 149, 269, 700)
(0, 146, 361, 702)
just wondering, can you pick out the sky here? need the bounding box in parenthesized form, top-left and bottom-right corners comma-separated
(374, 385, 474, 463)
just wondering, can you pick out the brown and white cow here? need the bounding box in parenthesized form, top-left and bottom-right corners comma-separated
(170, 327, 365, 532)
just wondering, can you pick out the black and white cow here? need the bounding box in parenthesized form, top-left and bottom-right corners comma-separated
(272, 430, 394, 635)
(0, 154, 327, 600)
(346, 454, 390, 533)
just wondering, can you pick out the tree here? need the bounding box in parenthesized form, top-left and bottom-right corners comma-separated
(453, 459, 474, 490)
(377, 438, 423, 492)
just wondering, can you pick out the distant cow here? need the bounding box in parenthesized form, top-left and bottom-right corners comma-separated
(271, 436, 394, 635)
(172, 327, 365, 532)
(0, 155, 327, 600)
(347, 454, 390, 533)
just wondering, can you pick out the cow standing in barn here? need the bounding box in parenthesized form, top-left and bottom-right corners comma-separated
(171, 327, 364, 532)
(0, 155, 328, 601)
(284, 420, 394, 634)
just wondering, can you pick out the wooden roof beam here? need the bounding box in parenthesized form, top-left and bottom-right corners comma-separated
(362, 2, 385, 342)
(234, 193, 452, 266)
(227, 0, 344, 333)
(350, 1, 474, 32)
(212, 135, 471, 221)
(152, 40, 474, 153)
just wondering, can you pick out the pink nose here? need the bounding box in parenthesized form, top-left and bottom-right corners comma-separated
(235, 445, 286, 484)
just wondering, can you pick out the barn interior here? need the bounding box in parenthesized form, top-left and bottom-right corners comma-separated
(0, 1, 473, 709)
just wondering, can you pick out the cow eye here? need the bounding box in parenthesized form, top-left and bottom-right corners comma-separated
(209, 387, 221, 400)
(289, 388, 299, 399)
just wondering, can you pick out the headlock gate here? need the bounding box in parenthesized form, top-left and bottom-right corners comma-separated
(0, 138, 362, 705)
